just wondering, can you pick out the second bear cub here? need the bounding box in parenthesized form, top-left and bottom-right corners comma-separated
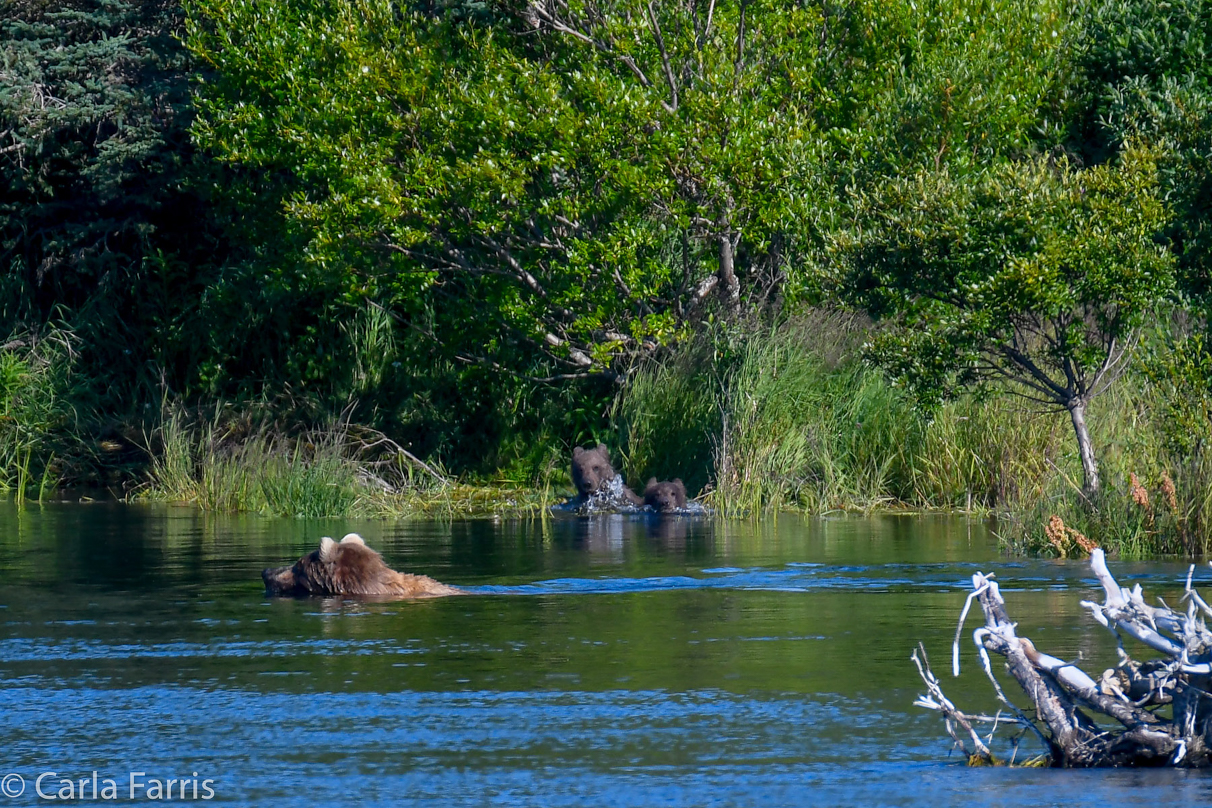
(644, 478, 688, 512)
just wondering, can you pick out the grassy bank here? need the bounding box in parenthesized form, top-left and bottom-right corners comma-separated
(5, 317, 1211, 557)
(615, 314, 1212, 558)
(0, 329, 565, 519)
(140, 409, 558, 518)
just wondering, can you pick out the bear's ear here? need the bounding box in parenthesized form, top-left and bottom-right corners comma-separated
(573, 446, 584, 458)
(319, 536, 338, 563)
(646, 477, 658, 488)
(596, 442, 608, 455)
(340, 533, 365, 546)
(673, 478, 683, 487)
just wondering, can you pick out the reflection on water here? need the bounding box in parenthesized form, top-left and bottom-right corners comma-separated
(0, 503, 1208, 806)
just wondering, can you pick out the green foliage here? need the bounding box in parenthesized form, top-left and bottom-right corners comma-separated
(166, 0, 1094, 485)
(620, 314, 1212, 556)
(832, 0, 1074, 181)
(712, 328, 912, 513)
(183, 0, 831, 378)
(1077, 0, 1212, 138)
(1, 0, 193, 296)
(1100, 0, 1210, 71)
(0, 331, 77, 496)
(834, 146, 1174, 409)
(618, 314, 1060, 514)
(0, 0, 1207, 561)
(0, 0, 215, 364)
(183, 0, 1079, 376)
(906, 393, 1061, 508)
(1073, 0, 1212, 300)
(1005, 372, 1212, 559)
(0, 0, 290, 472)
(148, 410, 390, 517)
(147, 410, 358, 516)
(1145, 331, 1212, 458)
(614, 339, 721, 498)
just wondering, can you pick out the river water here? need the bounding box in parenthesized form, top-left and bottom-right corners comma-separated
(0, 503, 1208, 806)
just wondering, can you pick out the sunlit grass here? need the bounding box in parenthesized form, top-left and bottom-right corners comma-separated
(142, 408, 555, 518)
(617, 314, 1212, 556)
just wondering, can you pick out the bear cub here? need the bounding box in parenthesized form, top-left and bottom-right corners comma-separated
(571, 443, 642, 505)
(571, 443, 617, 495)
(644, 478, 688, 512)
(262, 533, 462, 598)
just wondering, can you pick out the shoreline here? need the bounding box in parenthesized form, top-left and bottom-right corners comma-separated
(9, 490, 1205, 560)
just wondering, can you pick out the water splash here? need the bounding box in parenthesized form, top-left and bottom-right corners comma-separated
(551, 476, 713, 516)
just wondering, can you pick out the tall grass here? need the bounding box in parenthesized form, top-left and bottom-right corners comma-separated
(147, 412, 357, 516)
(0, 330, 75, 501)
(616, 313, 1212, 557)
(142, 408, 554, 518)
(711, 327, 915, 513)
(618, 313, 920, 514)
(1002, 376, 1212, 559)
(9, 307, 1211, 557)
(614, 339, 721, 499)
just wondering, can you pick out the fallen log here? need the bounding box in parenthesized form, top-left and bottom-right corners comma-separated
(915, 549, 1212, 767)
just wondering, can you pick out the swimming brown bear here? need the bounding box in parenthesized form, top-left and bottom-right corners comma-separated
(570, 443, 642, 507)
(262, 534, 463, 598)
(644, 478, 688, 512)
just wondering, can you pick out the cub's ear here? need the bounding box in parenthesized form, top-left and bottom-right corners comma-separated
(646, 477, 658, 487)
(319, 536, 338, 563)
(673, 478, 684, 487)
(573, 446, 584, 458)
(596, 442, 609, 454)
(340, 533, 365, 545)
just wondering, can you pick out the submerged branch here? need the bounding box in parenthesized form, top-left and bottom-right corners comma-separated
(912, 644, 996, 763)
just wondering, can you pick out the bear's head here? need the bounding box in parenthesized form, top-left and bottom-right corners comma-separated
(571, 443, 617, 495)
(262, 533, 394, 596)
(644, 478, 687, 512)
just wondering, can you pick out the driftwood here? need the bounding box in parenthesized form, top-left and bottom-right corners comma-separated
(915, 549, 1212, 767)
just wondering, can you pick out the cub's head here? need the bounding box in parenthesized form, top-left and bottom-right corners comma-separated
(571, 443, 617, 495)
(262, 533, 385, 596)
(644, 478, 687, 512)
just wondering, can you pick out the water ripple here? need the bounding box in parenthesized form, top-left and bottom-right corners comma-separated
(468, 561, 1195, 596)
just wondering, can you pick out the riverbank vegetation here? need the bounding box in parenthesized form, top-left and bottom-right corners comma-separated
(2, 0, 1211, 556)
(618, 315, 1212, 556)
(142, 408, 556, 517)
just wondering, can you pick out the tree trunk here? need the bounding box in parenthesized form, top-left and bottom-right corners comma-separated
(717, 233, 740, 314)
(1067, 399, 1100, 497)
